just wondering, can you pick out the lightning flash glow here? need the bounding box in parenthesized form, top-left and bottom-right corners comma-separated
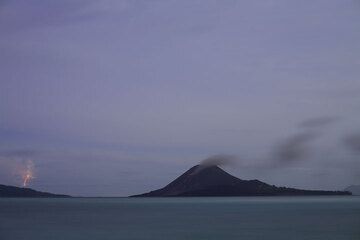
(22, 160, 35, 187)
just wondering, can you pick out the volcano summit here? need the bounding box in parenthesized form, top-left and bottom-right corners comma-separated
(132, 165, 350, 197)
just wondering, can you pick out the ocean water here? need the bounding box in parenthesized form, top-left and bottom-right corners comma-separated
(0, 197, 359, 240)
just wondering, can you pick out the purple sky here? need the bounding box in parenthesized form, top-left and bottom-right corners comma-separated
(1, 0, 360, 196)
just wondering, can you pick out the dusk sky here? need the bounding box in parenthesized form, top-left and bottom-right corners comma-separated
(1, 0, 360, 196)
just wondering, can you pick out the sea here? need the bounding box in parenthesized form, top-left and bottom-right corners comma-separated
(0, 196, 359, 240)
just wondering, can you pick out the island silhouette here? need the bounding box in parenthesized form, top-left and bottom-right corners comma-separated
(132, 165, 351, 197)
(0, 184, 69, 198)
(0, 164, 352, 197)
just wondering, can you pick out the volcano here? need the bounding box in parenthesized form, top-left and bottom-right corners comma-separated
(132, 165, 351, 197)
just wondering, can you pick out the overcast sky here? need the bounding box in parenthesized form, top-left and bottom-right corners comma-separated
(1, 0, 359, 196)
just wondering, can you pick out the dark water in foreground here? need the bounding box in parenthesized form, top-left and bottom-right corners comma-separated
(0, 197, 359, 240)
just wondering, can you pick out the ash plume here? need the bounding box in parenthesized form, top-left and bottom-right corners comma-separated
(191, 154, 238, 174)
(200, 154, 237, 167)
(275, 132, 317, 163)
(273, 116, 338, 164)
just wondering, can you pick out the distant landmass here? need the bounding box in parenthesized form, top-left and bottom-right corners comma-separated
(344, 185, 360, 195)
(0, 184, 70, 198)
(132, 165, 351, 197)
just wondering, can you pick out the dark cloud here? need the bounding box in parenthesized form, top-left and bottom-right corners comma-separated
(0, 149, 38, 158)
(299, 116, 338, 129)
(343, 133, 360, 153)
(0, 0, 102, 35)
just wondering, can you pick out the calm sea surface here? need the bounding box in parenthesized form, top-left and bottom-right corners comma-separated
(0, 196, 359, 240)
